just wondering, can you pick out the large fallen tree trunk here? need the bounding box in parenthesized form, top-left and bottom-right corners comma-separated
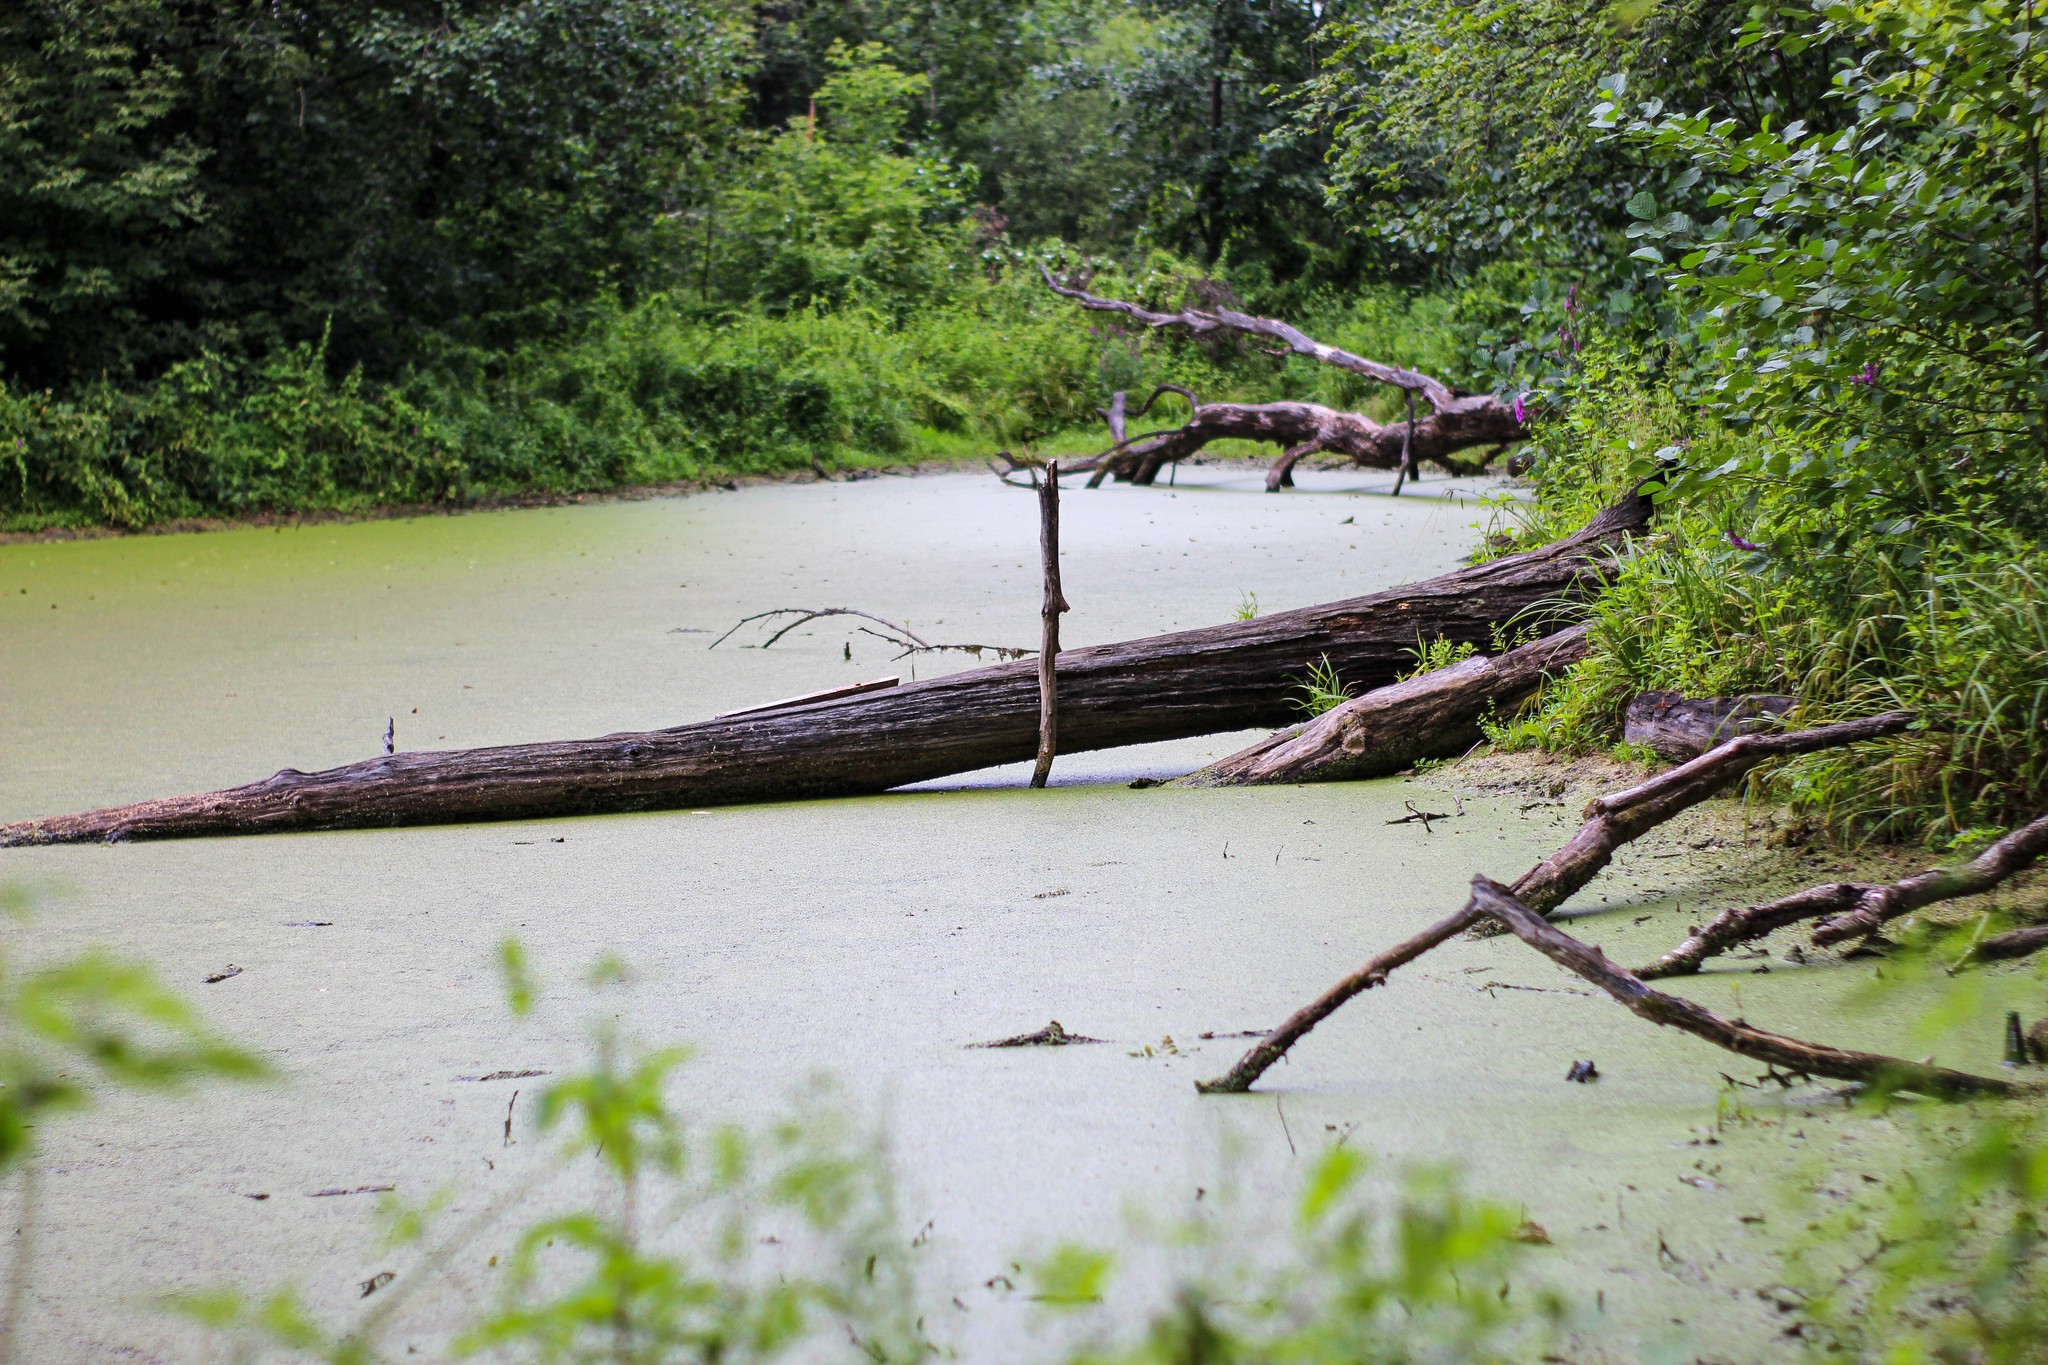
(0, 492, 1650, 846)
(1011, 268, 1529, 492)
(1178, 625, 1589, 787)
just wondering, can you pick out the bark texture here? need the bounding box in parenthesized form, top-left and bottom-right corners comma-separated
(1180, 625, 1589, 787)
(0, 492, 1652, 846)
(1623, 691, 1799, 761)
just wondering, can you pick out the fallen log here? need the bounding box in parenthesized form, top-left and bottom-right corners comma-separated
(1623, 691, 1798, 761)
(1642, 809, 2048, 977)
(1468, 876, 2022, 1100)
(1179, 625, 1589, 788)
(1970, 923, 2048, 965)
(1020, 267, 1528, 490)
(0, 492, 1652, 846)
(1195, 710, 1915, 1093)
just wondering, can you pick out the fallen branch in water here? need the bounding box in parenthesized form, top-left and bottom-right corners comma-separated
(1640, 810, 2048, 978)
(967, 1021, 1104, 1048)
(1195, 710, 1915, 1093)
(1467, 876, 2023, 1100)
(710, 607, 1033, 661)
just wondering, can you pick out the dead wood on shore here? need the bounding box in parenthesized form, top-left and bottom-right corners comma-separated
(1642, 810, 2048, 978)
(994, 267, 1528, 492)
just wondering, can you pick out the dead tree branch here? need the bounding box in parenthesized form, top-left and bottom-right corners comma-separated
(1195, 711, 1915, 1093)
(1039, 264, 1454, 409)
(711, 607, 1031, 661)
(1644, 809, 2048, 976)
(1033, 267, 1528, 490)
(1468, 876, 2023, 1100)
(1032, 460, 1069, 788)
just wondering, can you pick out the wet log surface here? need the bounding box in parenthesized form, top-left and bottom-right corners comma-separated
(0, 492, 1652, 846)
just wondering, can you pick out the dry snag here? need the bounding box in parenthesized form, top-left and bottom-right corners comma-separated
(1196, 711, 1914, 1094)
(1032, 460, 1070, 788)
(995, 265, 1529, 492)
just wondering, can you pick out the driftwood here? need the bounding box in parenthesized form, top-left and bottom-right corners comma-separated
(1032, 463, 1069, 789)
(1196, 711, 1915, 1093)
(1623, 691, 1798, 761)
(0, 492, 1651, 846)
(1469, 877, 2021, 1100)
(1642, 809, 2048, 977)
(1180, 625, 1589, 788)
(1008, 267, 1527, 491)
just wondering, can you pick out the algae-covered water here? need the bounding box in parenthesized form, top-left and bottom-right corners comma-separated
(0, 467, 1966, 1362)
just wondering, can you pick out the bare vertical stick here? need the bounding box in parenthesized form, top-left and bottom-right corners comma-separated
(1031, 461, 1070, 789)
(1390, 388, 1418, 495)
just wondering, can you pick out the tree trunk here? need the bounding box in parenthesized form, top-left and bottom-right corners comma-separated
(1179, 625, 1589, 787)
(0, 493, 1650, 846)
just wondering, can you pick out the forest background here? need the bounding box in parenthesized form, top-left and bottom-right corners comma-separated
(4, 0, 2047, 845)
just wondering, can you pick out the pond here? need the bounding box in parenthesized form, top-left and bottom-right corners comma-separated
(0, 466, 1936, 1362)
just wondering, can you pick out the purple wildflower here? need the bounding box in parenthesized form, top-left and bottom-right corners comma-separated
(1513, 393, 1528, 424)
(1850, 361, 1880, 388)
(1726, 531, 1765, 552)
(1565, 283, 1579, 314)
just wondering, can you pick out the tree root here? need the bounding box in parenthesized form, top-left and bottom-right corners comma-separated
(1195, 712, 1914, 1093)
(1642, 810, 2048, 978)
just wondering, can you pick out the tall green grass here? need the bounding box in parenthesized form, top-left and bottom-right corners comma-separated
(1488, 338, 2048, 844)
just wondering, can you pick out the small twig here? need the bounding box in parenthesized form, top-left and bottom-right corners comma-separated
(711, 607, 1029, 660)
(1386, 800, 1450, 831)
(503, 1090, 518, 1148)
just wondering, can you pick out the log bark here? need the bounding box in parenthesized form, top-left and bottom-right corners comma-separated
(1624, 691, 1799, 761)
(1643, 808, 2048, 975)
(1031, 268, 1527, 488)
(1179, 625, 1589, 788)
(1195, 710, 1915, 1093)
(1468, 877, 2022, 1100)
(0, 492, 1654, 847)
(1031, 462, 1069, 788)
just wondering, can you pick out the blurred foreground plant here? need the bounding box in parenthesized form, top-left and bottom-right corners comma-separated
(0, 885, 264, 1364)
